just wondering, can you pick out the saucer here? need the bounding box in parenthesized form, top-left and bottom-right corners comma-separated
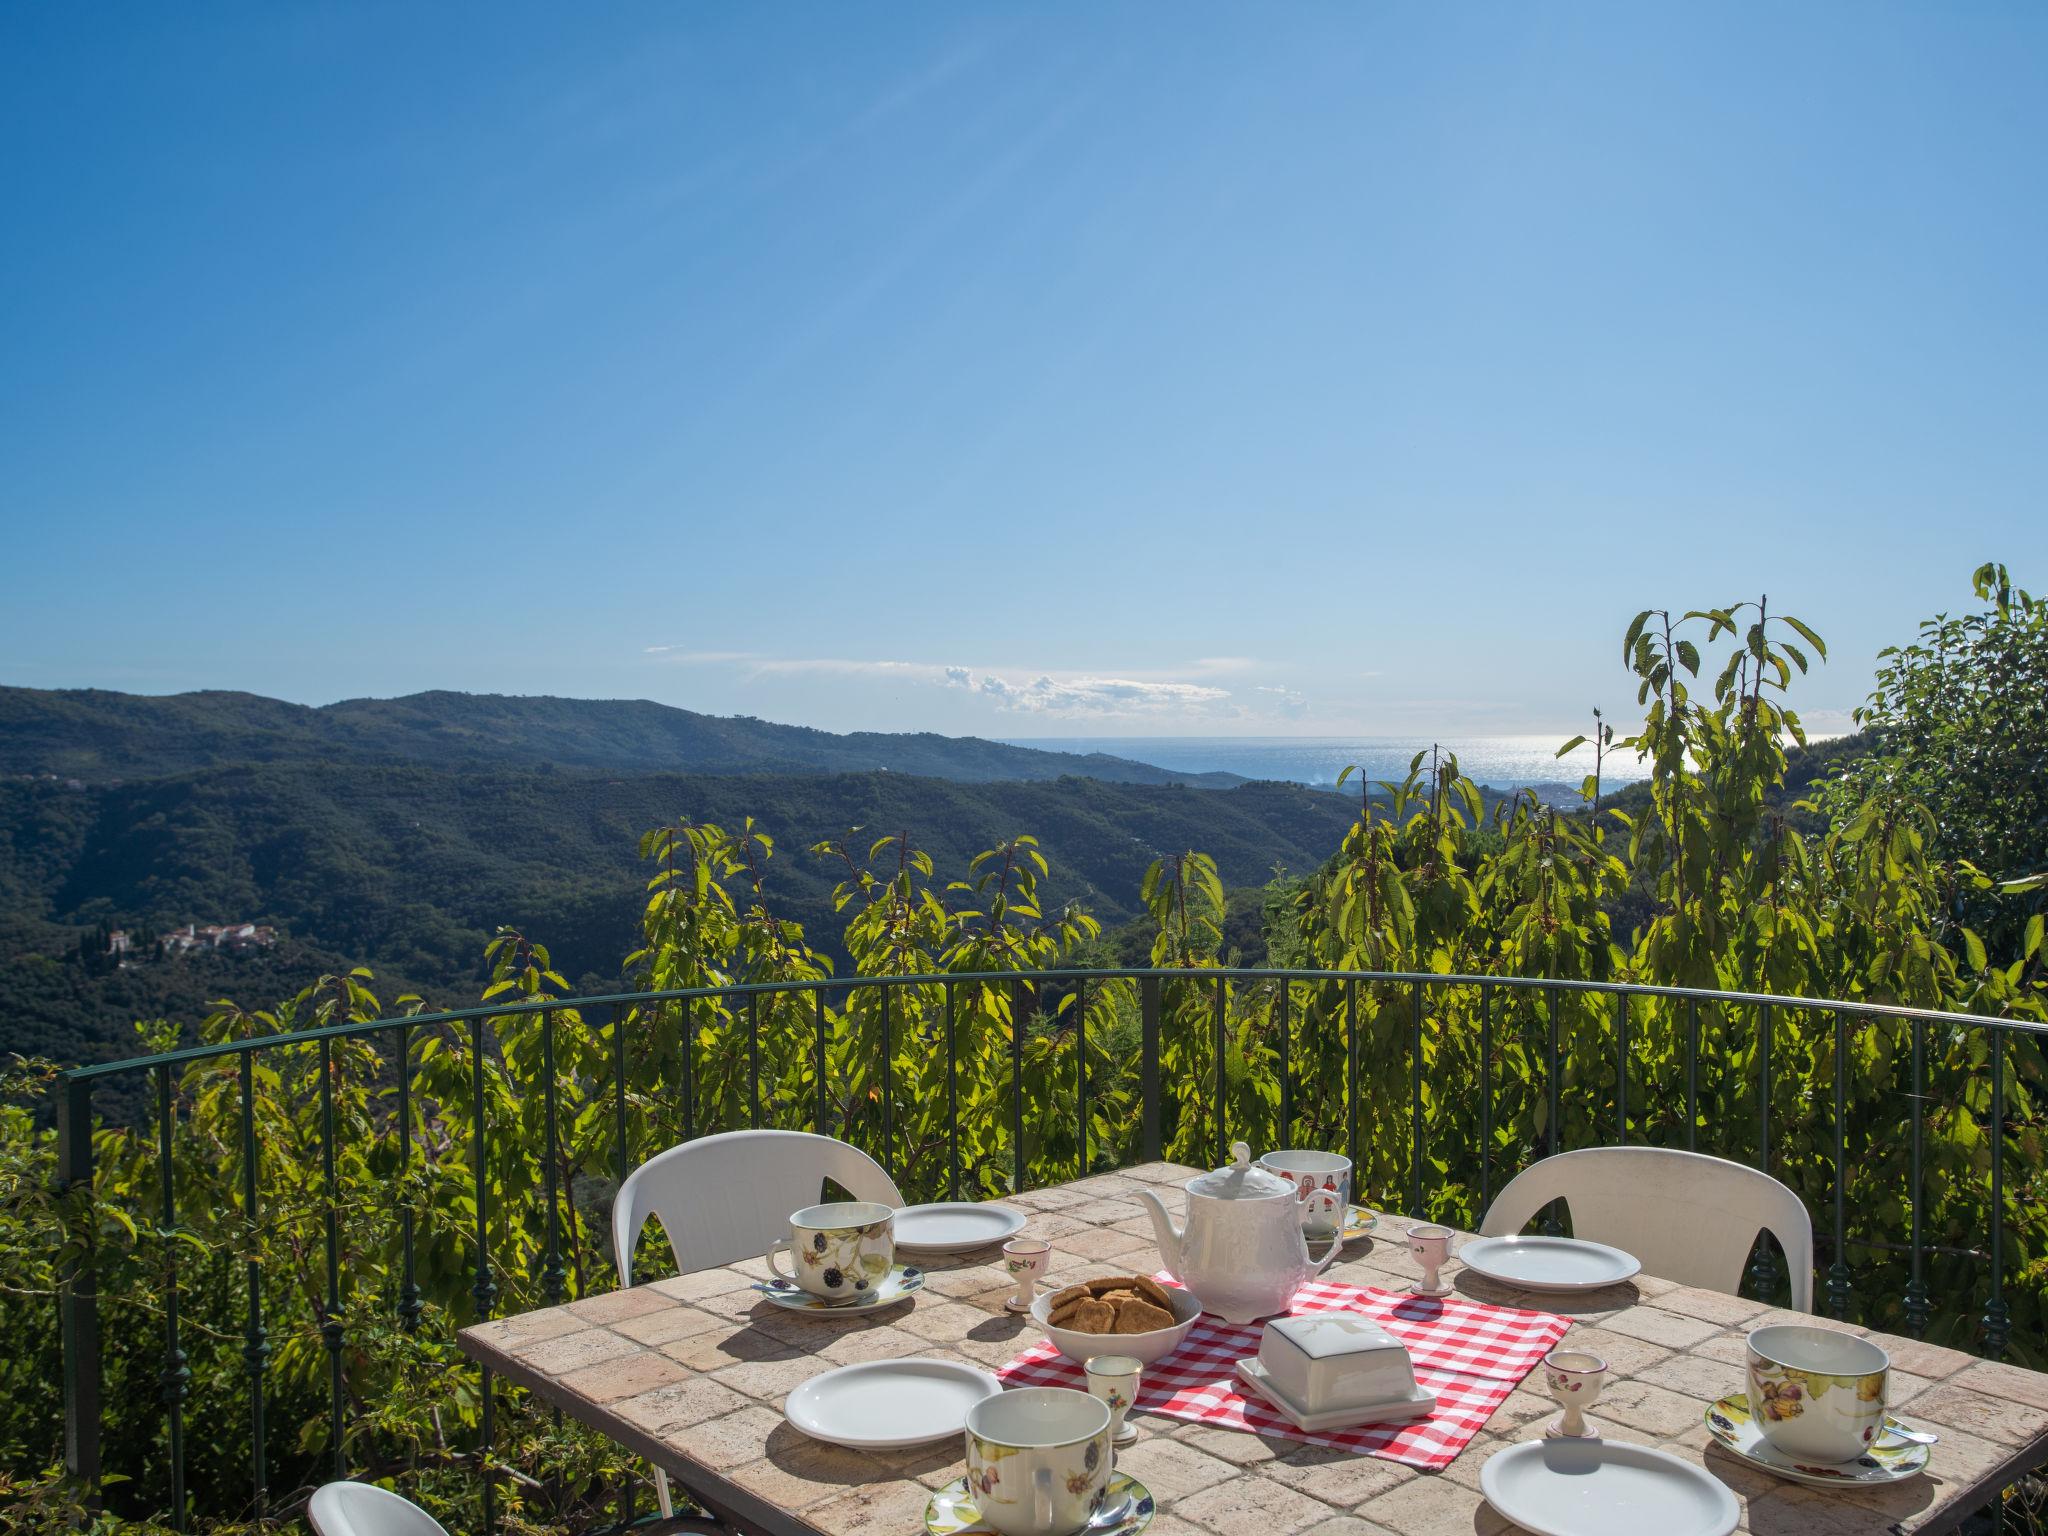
(1704, 1395, 1929, 1488)
(753, 1264, 924, 1312)
(926, 1470, 1154, 1534)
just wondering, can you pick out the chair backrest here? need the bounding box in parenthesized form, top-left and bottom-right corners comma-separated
(612, 1129, 905, 1285)
(308, 1483, 451, 1536)
(1478, 1146, 1814, 1312)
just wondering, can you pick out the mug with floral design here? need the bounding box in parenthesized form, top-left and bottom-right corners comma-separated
(765, 1202, 895, 1303)
(1257, 1149, 1352, 1240)
(964, 1387, 1114, 1536)
(1745, 1324, 1889, 1465)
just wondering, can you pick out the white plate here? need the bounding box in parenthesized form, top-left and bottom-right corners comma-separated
(891, 1201, 1027, 1254)
(786, 1357, 1002, 1449)
(1457, 1235, 1642, 1292)
(1234, 1357, 1436, 1431)
(1482, 1438, 1738, 1536)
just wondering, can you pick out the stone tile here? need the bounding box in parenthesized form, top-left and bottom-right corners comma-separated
(803, 1474, 937, 1533)
(1023, 1211, 1096, 1241)
(1301, 1519, 1398, 1536)
(1259, 1442, 1417, 1507)
(611, 1305, 724, 1347)
(897, 1300, 990, 1342)
(1438, 1431, 1510, 1492)
(1635, 1351, 1749, 1404)
(750, 1305, 900, 1350)
(924, 1263, 1007, 1299)
(566, 1287, 670, 1324)
(1171, 1420, 1290, 1466)
(1351, 1473, 1492, 1536)
(1597, 1305, 1722, 1350)
(1905, 1381, 2048, 1448)
(1539, 1323, 1672, 1376)
(1066, 1173, 1150, 1200)
(519, 1326, 640, 1377)
(1584, 1375, 1713, 1438)
(1010, 1186, 1091, 1211)
(1690, 1331, 1752, 1367)
(817, 1322, 928, 1365)
(659, 1404, 789, 1472)
(692, 1283, 777, 1322)
(1632, 1274, 1679, 1298)
(1487, 1388, 1562, 1432)
(613, 1375, 750, 1434)
(726, 1453, 844, 1514)
(1864, 1333, 1976, 1381)
(466, 1309, 584, 1351)
(1124, 1162, 1206, 1185)
(1141, 1518, 1215, 1536)
(1056, 1225, 1155, 1261)
(1111, 1435, 1241, 1500)
(711, 1351, 830, 1404)
(648, 1266, 754, 1302)
(558, 1349, 688, 1404)
(1646, 1284, 1772, 1327)
(1950, 1358, 2048, 1412)
(660, 1324, 800, 1373)
(1176, 1470, 1339, 1534)
(1067, 1197, 1148, 1227)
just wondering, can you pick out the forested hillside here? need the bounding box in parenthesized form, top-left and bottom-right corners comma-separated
(0, 764, 1356, 1068)
(0, 686, 1245, 786)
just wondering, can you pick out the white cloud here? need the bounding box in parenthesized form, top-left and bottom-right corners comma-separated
(950, 670, 1232, 716)
(1255, 684, 1310, 719)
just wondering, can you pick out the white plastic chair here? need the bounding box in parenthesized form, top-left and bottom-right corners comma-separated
(1478, 1146, 1814, 1312)
(308, 1483, 449, 1536)
(612, 1130, 905, 1515)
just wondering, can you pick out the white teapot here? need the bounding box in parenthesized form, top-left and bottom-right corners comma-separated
(1137, 1142, 1342, 1324)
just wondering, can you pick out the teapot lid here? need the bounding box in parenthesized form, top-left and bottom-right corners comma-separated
(1187, 1142, 1293, 1201)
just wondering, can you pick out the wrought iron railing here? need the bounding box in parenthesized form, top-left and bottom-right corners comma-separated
(49, 969, 2046, 1530)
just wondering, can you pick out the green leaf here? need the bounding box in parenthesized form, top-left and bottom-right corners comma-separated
(1555, 735, 1588, 758)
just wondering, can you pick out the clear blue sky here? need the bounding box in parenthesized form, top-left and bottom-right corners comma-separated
(3, 4, 2043, 738)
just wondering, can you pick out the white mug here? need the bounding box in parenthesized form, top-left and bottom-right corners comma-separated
(1746, 1324, 1889, 1464)
(964, 1387, 1114, 1536)
(1258, 1149, 1352, 1239)
(765, 1201, 895, 1302)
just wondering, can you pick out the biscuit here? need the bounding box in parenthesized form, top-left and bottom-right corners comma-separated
(1111, 1296, 1175, 1333)
(1130, 1276, 1175, 1312)
(1048, 1284, 1091, 1312)
(1064, 1297, 1116, 1333)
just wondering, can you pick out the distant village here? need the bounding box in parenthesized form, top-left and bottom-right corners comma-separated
(71, 920, 278, 973)
(115, 922, 278, 957)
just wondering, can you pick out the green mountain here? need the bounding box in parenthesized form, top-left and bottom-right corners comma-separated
(0, 686, 1246, 787)
(0, 763, 1357, 1070)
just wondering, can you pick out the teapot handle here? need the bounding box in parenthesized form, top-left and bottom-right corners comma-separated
(1305, 1190, 1344, 1274)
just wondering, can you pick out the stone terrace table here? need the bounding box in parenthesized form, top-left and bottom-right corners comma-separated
(460, 1162, 2048, 1536)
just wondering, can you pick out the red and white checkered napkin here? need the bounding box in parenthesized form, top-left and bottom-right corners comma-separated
(995, 1276, 1571, 1471)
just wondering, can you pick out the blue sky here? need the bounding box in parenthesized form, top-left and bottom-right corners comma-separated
(3, 4, 2043, 738)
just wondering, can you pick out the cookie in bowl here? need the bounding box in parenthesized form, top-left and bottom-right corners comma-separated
(1032, 1275, 1201, 1364)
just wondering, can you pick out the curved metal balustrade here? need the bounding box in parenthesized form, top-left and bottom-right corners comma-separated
(51, 969, 2043, 1530)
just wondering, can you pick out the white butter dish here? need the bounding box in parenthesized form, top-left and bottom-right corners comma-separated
(1258, 1313, 1420, 1410)
(1235, 1356, 1437, 1431)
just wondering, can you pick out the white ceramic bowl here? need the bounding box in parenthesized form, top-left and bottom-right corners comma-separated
(1029, 1285, 1202, 1365)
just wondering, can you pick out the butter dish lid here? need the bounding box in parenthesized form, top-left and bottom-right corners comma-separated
(1267, 1313, 1407, 1361)
(1187, 1141, 1293, 1201)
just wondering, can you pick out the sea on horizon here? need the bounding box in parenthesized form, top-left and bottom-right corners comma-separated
(1004, 735, 1652, 794)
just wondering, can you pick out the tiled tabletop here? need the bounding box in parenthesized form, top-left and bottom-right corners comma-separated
(459, 1162, 2048, 1535)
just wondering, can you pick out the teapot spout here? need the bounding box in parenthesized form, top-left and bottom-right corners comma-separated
(1136, 1188, 1185, 1282)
